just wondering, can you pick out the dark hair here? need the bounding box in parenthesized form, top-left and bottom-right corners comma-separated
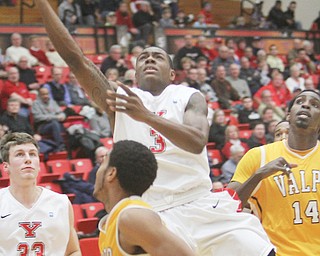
(250, 121, 264, 130)
(108, 140, 157, 196)
(0, 132, 39, 162)
(262, 106, 273, 115)
(140, 46, 174, 69)
(287, 89, 320, 112)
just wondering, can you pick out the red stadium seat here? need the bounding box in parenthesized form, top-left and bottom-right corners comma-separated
(206, 142, 216, 150)
(207, 149, 223, 166)
(37, 162, 60, 183)
(70, 158, 93, 181)
(237, 123, 250, 130)
(79, 237, 100, 256)
(72, 204, 85, 227)
(0, 163, 9, 188)
(81, 202, 104, 218)
(77, 217, 99, 234)
(239, 130, 253, 139)
(208, 101, 220, 110)
(39, 182, 63, 193)
(46, 159, 71, 178)
(33, 65, 51, 85)
(100, 137, 113, 150)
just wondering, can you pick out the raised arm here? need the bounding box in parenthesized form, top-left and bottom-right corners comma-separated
(35, 0, 116, 127)
(119, 208, 195, 256)
(108, 83, 209, 154)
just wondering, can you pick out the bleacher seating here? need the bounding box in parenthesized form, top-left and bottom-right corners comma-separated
(79, 237, 100, 256)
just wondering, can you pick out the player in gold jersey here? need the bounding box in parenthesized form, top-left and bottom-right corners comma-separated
(229, 90, 320, 256)
(93, 140, 194, 256)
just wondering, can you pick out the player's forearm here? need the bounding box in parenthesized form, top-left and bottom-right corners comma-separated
(35, 0, 83, 68)
(232, 172, 264, 206)
(144, 113, 208, 154)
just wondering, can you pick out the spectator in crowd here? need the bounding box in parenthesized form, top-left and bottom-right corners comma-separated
(116, 2, 140, 39)
(123, 68, 138, 87)
(303, 40, 318, 63)
(287, 38, 302, 66)
(17, 56, 41, 91)
(208, 109, 227, 149)
(283, 1, 301, 29)
(89, 103, 112, 138)
(125, 45, 144, 70)
(100, 45, 128, 77)
(265, 119, 278, 143)
(195, 56, 210, 72)
(244, 47, 258, 69)
(98, 0, 121, 23)
(173, 56, 192, 84)
(235, 38, 247, 59)
(43, 67, 72, 107)
(291, 48, 316, 75)
(238, 96, 261, 124)
(78, 0, 98, 25)
(181, 68, 200, 90)
(88, 146, 110, 184)
(221, 125, 249, 159)
(66, 72, 91, 106)
(31, 87, 66, 152)
(0, 67, 33, 117)
(104, 68, 119, 83)
(198, 1, 213, 25)
(246, 121, 266, 148)
(58, 0, 82, 33)
(211, 45, 234, 75)
(28, 35, 52, 66)
(304, 77, 319, 93)
(211, 65, 240, 109)
(196, 36, 217, 62)
(257, 89, 286, 122)
(0, 98, 34, 136)
(0, 98, 58, 155)
(285, 64, 305, 93)
(311, 10, 320, 30)
(226, 63, 251, 99)
(261, 107, 277, 130)
(5, 33, 38, 67)
(254, 73, 291, 110)
(104, 11, 117, 26)
(45, 39, 68, 67)
(173, 35, 204, 70)
(198, 68, 218, 103)
(174, 9, 194, 28)
(273, 120, 289, 142)
(159, 7, 176, 28)
(239, 56, 262, 95)
(221, 144, 245, 184)
(250, 0, 268, 29)
(267, 0, 285, 29)
(250, 36, 264, 56)
(227, 48, 240, 65)
(192, 13, 208, 28)
(266, 44, 285, 73)
(132, 1, 156, 45)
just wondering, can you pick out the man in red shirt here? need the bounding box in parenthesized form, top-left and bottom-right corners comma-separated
(254, 73, 291, 109)
(116, 2, 139, 39)
(0, 67, 33, 116)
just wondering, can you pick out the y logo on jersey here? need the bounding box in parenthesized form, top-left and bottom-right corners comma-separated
(19, 222, 42, 238)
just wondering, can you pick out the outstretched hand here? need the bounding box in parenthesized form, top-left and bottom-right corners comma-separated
(256, 157, 298, 180)
(106, 82, 152, 122)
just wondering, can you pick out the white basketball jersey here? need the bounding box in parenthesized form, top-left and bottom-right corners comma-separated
(114, 84, 212, 211)
(0, 187, 70, 255)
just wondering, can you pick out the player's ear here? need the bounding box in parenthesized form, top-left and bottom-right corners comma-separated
(285, 113, 290, 121)
(2, 162, 9, 173)
(106, 167, 117, 182)
(169, 69, 176, 81)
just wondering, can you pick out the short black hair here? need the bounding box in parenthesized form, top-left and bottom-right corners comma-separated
(142, 46, 174, 69)
(287, 89, 320, 112)
(108, 140, 157, 196)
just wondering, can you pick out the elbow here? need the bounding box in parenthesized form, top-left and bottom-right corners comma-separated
(191, 138, 207, 154)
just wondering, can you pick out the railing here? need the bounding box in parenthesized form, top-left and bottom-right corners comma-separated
(20, 0, 35, 24)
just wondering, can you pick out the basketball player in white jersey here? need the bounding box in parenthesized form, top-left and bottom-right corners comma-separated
(35, 1, 275, 254)
(0, 132, 81, 255)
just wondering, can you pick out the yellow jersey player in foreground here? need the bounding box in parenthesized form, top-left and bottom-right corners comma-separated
(93, 140, 195, 256)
